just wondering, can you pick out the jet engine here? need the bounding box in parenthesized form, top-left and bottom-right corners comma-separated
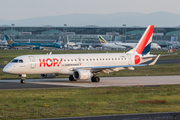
(73, 69, 92, 80)
(40, 74, 58, 78)
(33, 46, 42, 50)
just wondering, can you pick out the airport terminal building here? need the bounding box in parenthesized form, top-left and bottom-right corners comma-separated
(0, 26, 180, 46)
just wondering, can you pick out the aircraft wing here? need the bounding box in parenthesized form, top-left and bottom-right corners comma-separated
(71, 55, 160, 73)
(71, 64, 146, 73)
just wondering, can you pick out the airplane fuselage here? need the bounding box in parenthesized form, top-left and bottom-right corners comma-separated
(101, 43, 126, 49)
(8, 42, 61, 49)
(3, 53, 142, 75)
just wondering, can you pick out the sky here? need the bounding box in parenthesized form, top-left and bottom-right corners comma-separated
(1, 0, 180, 20)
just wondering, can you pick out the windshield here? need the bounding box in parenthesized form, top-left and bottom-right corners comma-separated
(11, 59, 23, 63)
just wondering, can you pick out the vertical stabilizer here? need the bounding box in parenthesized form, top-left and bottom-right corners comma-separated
(98, 35, 108, 44)
(4, 35, 14, 44)
(127, 25, 154, 55)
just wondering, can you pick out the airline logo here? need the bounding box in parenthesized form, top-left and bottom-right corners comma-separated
(39, 58, 82, 67)
(39, 58, 62, 67)
(5, 35, 14, 44)
(134, 55, 140, 64)
(99, 36, 107, 43)
(136, 25, 154, 55)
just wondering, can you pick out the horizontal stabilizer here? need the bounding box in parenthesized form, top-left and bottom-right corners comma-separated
(148, 54, 160, 65)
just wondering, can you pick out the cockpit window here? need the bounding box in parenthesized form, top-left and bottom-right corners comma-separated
(11, 59, 23, 63)
(19, 59, 23, 63)
(11, 59, 19, 63)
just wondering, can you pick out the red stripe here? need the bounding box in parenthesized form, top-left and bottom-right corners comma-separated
(136, 25, 154, 54)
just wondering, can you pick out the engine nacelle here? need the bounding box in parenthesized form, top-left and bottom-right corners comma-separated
(40, 73, 58, 78)
(33, 46, 42, 50)
(73, 69, 92, 80)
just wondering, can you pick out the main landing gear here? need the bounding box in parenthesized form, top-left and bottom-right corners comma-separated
(20, 74, 26, 83)
(68, 75, 100, 82)
(91, 73, 100, 82)
(69, 75, 77, 81)
(91, 76, 100, 82)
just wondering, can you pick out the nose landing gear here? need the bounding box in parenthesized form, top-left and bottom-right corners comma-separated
(21, 79, 26, 83)
(19, 74, 26, 83)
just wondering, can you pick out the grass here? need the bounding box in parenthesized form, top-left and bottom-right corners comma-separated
(1, 85, 180, 119)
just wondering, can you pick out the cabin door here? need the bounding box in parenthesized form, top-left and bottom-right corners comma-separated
(29, 56, 36, 69)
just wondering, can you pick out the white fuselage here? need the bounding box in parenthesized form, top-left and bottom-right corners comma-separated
(103, 42, 161, 49)
(3, 53, 143, 75)
(101, 43, 126, 49)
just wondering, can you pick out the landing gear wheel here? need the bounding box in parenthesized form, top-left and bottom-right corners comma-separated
(91, 76, 95, 82)
(21, 79, 26, 83)
(69, 75, 77, 81)
(91, 76, 100, 82)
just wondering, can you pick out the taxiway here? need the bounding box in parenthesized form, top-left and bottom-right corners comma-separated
(0, 75, 180, 90)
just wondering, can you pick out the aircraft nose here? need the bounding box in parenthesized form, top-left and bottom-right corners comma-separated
(3, 64, 12, 74)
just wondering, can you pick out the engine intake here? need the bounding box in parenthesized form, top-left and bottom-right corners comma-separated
(73, 69, 92, 80)
(40, 73, 58, 78)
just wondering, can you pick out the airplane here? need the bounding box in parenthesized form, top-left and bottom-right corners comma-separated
(98, 36, 126, 49)
(0, 37, 8, 49)
(98, 35, 161, 50)
(4, 35, 61, 50)
(3, 25, 160, 84)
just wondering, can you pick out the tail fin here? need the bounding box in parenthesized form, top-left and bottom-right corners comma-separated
(98, 35, 108, 44)
(127, 25, 154, 55)
(4, 35, 14, 44)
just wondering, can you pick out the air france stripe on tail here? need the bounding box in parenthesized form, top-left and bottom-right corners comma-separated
(127, 25, 154, 56)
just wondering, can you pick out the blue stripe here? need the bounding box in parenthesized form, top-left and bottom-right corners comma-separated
(142, 43, 151, 56)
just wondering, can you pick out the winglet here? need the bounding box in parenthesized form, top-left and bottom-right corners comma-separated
(148, 54, 160, 65)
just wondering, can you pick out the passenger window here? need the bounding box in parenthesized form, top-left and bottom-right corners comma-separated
(112, 58, 113, 60)
(79, 59, 81, 61)
(64, 59, 66, 62)
(86, 59, 88, 61)
(75, 59, 77, 61)
(115, 58, 117, 60)
(118, 58, 120, 60)
(71, 59, 73, 61)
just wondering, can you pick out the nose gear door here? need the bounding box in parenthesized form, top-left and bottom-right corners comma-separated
(29, 56, 36, 69)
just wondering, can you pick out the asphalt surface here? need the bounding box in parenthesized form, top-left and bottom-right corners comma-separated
(30, 112, 180, 120)
(1, 75, 180, 90)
